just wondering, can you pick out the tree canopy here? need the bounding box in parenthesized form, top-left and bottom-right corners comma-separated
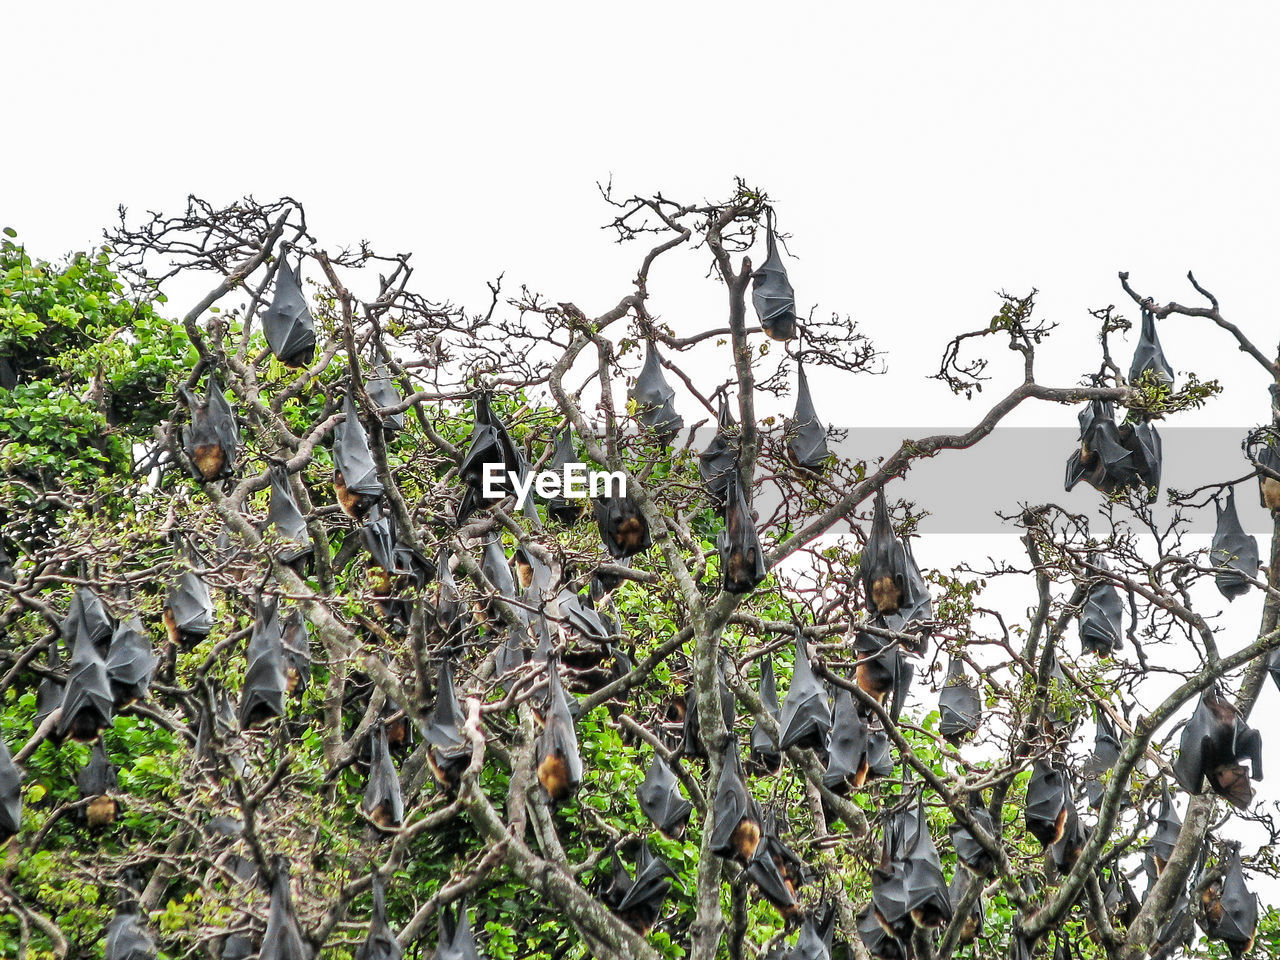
(1, 186, 1278, 960)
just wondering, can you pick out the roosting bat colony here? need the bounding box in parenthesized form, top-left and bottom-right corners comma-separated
(4, 186, 1280, 960)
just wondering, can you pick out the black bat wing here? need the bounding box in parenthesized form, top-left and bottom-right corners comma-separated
(262, 259, 317, 368)
(787, 362, 828, 470)
(365, 349, 405, 436)
(362, 722, 404, 829)
(437, 898, 480, 960)
(750, 654, 781, 765)
(637, 754, 692, 837)
(857, 904, 908, 960)
(1025, 761, 1068, 842)
(750, 221, 797, 342)
(56, 627, 114, 742)
(355, 870, 403, 960)
(360, 508, 398, 571)
(617, 843, 675, 914)
(822, 687, 868, 790)
(629, 343, 683, 442)
(1123, 420, 1162, 491)
(1213, 845, 1259, 947)
(167, 567, 216, 640)
(717, 473, 767, 595)
(335, 393, 385, 499)
(546, 425, 585, 523)
(281, 608, 311, 692)
(104, 904, 156, 960)
(1150, 781, 1181, 863)
(260, 859, 311, 960)
(938, 658, 980, 744)
(182, 376, 239, 480)
(1079, 574, 1124, 656)
(1172, 694, 1217, 794)
(861, 491, 908, 616)
(699, 396, 738, 505)
(424, 660, 466, 750)
(105, 616, 156, 705)
(239, 597, 286, 728)
(777, 633, 832, 750)
(593, 493, 651, 559)
(1082, 710, 1123, 809)
(480, 534, 519, 602)
(62, 586, 113, 648)
(1211, 489, 1260, 601)
(1129, 308, 1174, 387)
(709, 740, 757, 857)
(535, 661, 583, 799)
(267, 464, 312, 564)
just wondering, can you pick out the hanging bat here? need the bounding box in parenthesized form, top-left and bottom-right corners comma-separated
(238, 596, 287, 729)
(1050, 801, 1088, 874)
(1129, 307, 1174, 388)
(1082, 708, 1122, 809)
(949, 794, 997, 877)
(594, 491, 651, 559)
(333, 392, 385, 519)
(610, 843, 676, 936)
(423, 660, 470, 793)
(854, 633, 912, 718)
(1078, 560, 1124, 656)
(948, 868, 984, 946)
(457, 394, 525, 521)
(787, 362, 828, 472)
(823, 686, 870, 794)
(1210, 488, 1259, 601)
(104, 615, 156, 709)
(1172, 688, 1263, 809)
(356, 870, 403, 960)
(718, 472, 767, 594)
(1026, 760, 1070, 847)
(260, 857, 311, 960)
(535, 658, 583, 804)
(785, 906, 835, 960)
(745, 809, 805, 918)
(900, 798, 952, 928)
(777, 632, 832, 752)
(280, 608, 311, 697)
(629, 342, 683, 445)
(62, 586, 113, 652)
(0, 735, 21, 843)
(104, 900, 156, 960)
(698, 395, 737, 509)
(893, 538, 933, 640)
(857, 904, 908, 960)
(870, 822, 912, 942)
(77, 739, 118, 829)
(56, 614, 115, 744)
(34, 640, 65, 730)
(1122, 418, 1162, 492)
(1203, 843, 1257, 959)
(861, 491, 908, 616)
(1044, 652, 1082, 734)
(543, 425, 586, 524)
(1151, 893, 1194, 957)
(433, 548, 473, 650)
(709, 739, 762, 864)
(636, 753, 693, 839)
(362, 721, 404, 832)
(938, 657, 980, 745)
(1256, 441, 1280, 511)
(749, 654, 782, 775)
(365, 346, 405, 437)
(262, 258, 317, 368)
(514, 544, 554, 599)
(1150, 781, 1182, 871)
(751, 216, 797, 342)
(556, 589, 610, 644)
(180, 375, 239, 482)
(266, 463, 313, 567)
(435, 898, 481, 960)
(1065, 400, 1159, 495)
(493, 624, 528, 682)
(164, 557, 216, 650)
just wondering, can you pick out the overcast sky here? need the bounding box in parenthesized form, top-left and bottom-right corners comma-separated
(9, 2, 1280, 854)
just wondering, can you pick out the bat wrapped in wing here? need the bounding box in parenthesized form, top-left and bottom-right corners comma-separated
(434, 898, 480, 960)
(262, 258, 317, 368)
(164, 550, 216, 650)
(681, 663, 736, 760)
(1203, 843, 1258, 960)
(637, 753, 693, 839)
(1129, 307, 1174, 388)
(424, 660, 470, 792)
(949, 793, 998, 877)
(786, 362, 828, 471)
(105, 615, 156, 708)
(629, 342, 683, 445)
(751, 215, 797, 342)
(699, 395, 737, 508)
(1078, 559, 1124, 656)
(333, 392, 384, 519)
(364, 346, 405, 436)
(610, 843, 676, 935)
(104, 899, 156, 960)
(823, 686, 870, 794)
(857, 904, 908, 960)
(1210, 488, 1259, 600)
(717, 471, 767, 594)
(709, 739, 762, 864)
(260, 857, 311, 960)
(900, 798, 952, 928)
(1081, 708, 1123, 810)
(180, 375, 239, 481)
(1150, 781, 1181, 871)
(535, 658, 583, 804)
(545, 426, 585, 524)
(362, 720, 404, 832)
(356, 870, 403, 960)
(745, 808, 806, 918)
(777, 632, 831, 752)
(0, 735, 21, 843)
(56, 614, 115, 744)
(280, 608, 311, 697)
(749, 654, 782, 775)
(938, 657, 980, 745)
(238, 596, 287, 729)
(62, 586, 113, 652)
(1173, 687, 1262, 810)
(1026, 760, 1071, 847)
(594, 490, 651, 559)
(266, 463, 313, 567)
(948, 867, 984, 946)
(457, 393, 524, 521)
(860, 491, 908, 617)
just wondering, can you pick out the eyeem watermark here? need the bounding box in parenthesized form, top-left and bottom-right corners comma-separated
(483, 463, 626, 509)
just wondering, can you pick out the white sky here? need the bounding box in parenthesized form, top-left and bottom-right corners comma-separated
(8, 0, 1280, 890)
